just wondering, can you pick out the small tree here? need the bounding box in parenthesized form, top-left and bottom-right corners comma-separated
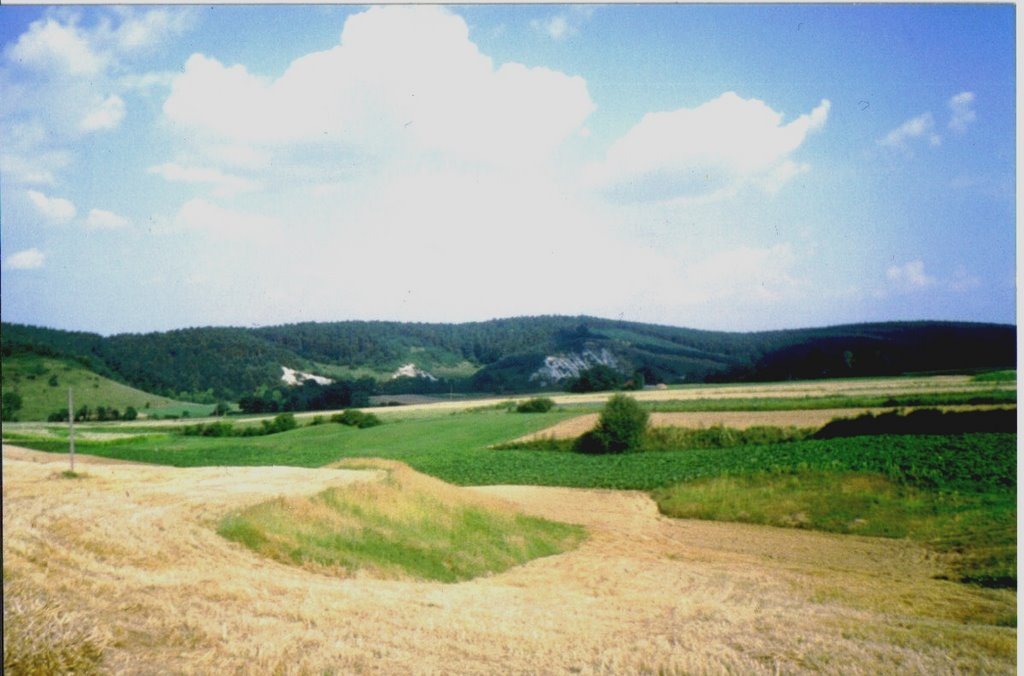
(1, 392, 23, 421)
(575, 393, 649, 454)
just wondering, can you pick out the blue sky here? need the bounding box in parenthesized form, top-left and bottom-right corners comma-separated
(0, 4, 1015, 335)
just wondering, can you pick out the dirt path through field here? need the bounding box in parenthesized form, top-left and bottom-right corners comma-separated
(3, 445, 1015, 674)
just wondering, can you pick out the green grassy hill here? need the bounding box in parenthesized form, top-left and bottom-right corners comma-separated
(1, 351, 202, 421)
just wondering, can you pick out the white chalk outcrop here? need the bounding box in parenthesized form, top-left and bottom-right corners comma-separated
(530, 348, 620, 385)
(281, 366, 335, 386)
(391, 363, 438, 381)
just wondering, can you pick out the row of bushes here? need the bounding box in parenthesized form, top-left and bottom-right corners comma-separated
(182, 413, 299, 437)
(181, 409, 383, 438)
(47, 405, 139, 423)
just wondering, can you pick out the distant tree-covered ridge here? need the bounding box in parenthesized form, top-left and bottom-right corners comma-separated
(1, 317, 1015, 401)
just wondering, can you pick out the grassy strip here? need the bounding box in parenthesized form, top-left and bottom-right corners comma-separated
(217, 460, 585, 582)
(973, 370, 1016, 382)
(645, 390, 1015, 413)
(652, 471, 1016, 589)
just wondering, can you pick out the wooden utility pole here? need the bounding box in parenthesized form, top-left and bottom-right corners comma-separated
(68, 387, 75, 472)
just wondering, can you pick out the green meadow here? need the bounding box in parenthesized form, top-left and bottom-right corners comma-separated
(1, 352, 205, 421)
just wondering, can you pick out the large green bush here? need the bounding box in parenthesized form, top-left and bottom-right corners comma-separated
(575, 394, 649, 454)
(516, 397, 555, 413)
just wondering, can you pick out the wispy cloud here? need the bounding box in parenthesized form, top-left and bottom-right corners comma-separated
(532, 14, 573, 40)
(886, 260, 935, 290)
(86, 208, 130, 229)
(80, 93, 125, 131)
(878, 112, 940, 151)
(530, 7, 592, 41)
(148, 162, 259, 196)
(27, 189, 76, 223)
(4, 248, 46, 270)
(947, 91, 976, 133)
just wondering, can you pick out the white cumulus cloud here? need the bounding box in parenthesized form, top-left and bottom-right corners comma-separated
(6, 17, 105, 76)
(948, 91, 976, 133)
(586, 92, 829, 202)
(86, 208, 130, 229)
(4, 248, 46, 270)
(26, 189, 76, 223)
(162, 6, 594, 167)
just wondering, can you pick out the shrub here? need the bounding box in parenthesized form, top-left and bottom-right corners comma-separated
(261, 413, 297, 435)
(331, 410, 383, 429)
(516, 397, 555, 413)
(574, 394, 649, 454)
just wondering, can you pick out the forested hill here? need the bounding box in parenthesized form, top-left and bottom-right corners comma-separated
(1, 317, 1015, 401)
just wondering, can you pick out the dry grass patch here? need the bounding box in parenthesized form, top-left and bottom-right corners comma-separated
(3, 574, 110, 675)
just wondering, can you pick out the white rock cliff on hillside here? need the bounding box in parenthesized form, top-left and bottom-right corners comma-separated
(530, 348, 620, 385)
(280, 366, 335, 386)
(391, 363, 438, 381)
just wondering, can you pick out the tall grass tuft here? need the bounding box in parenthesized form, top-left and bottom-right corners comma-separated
(218, 460, 585, 582)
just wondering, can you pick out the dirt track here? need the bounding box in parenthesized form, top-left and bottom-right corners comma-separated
(3, 445, 1015, 674)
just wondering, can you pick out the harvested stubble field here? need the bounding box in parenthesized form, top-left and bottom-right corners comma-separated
(3, 445, 1015, 674)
